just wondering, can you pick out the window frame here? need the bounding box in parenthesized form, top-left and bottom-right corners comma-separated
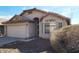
(44, 23, 50, 34)
(58, 22, 62, 28)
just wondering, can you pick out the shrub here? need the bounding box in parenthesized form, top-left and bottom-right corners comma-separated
(50, 25, 79, 53)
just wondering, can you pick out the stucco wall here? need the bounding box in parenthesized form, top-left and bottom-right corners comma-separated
(39, 21, 50, 39)
(28, 23, 35, 37)
(39, 15, 68, 39)
(22, 10, 46, 20)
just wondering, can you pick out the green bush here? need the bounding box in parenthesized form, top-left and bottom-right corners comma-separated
(50, 25, 79, 53)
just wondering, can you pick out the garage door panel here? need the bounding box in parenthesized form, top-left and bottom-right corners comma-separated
(7, 25, 27, 38)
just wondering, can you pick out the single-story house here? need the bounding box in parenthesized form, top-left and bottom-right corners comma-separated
(0, 18, 7, 36)
(3, 8, 70, 39)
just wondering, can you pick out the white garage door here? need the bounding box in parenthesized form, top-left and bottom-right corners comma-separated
(7, 25, 28, 38)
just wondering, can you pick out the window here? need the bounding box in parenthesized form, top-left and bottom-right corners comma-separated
(50, 23, 56, 30)
(42, 23, 43, 34)
(58, 22, 62, 28)
(45, 23, 50, 34)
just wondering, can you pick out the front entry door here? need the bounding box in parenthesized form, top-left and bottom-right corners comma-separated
(34, 17, 39, 37)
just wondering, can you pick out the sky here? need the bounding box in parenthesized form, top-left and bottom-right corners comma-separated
(0, 6, 79, 24)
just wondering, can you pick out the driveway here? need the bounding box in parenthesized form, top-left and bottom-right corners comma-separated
(1, 38, 55, 53)
(0, 37, 19, 46)
(0, 37, 36, 47)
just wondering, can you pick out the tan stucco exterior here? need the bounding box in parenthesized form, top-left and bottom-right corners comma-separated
(39, 15, 68, 39)
(22, 10, 46, 20)
(3, 8, 70, 39)
(28, 22, 35, 37)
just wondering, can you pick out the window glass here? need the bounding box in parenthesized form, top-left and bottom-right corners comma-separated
(58, 22, 62, 28)
(45, 23, 50, 34)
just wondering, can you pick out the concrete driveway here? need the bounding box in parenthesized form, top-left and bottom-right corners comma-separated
(0, 37, 35, 47)
(1, 38, 54, 53)
(0, 37, 20, 46)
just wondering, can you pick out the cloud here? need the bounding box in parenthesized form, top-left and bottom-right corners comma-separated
(42, 9, 50, 12)
(0, 15, 12, 20)
(21, 7, 26, 10)
(21, 6, 35, 10)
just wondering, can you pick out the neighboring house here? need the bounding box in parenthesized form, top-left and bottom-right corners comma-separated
(3, 8, 70, 39)
(0, 18, 7, 36)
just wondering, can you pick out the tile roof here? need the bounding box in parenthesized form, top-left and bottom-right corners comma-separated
(3, 8, 70, 25)
(20, 8, 70, 20)
(0, 18, 7, 25)
(2, 15, 34, 24)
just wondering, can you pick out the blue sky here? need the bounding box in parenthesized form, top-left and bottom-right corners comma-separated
(0, 6, 79, 24)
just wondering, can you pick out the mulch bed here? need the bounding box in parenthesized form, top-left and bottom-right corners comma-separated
(0, 38, 55, 53)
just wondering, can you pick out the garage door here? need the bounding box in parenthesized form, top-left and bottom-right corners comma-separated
(7, 25, 27, 38)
